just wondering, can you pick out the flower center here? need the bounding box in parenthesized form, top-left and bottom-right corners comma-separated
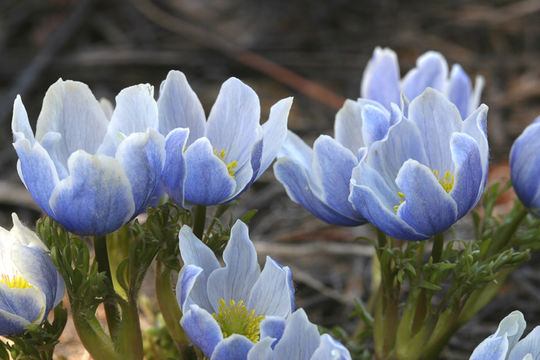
(432, 169, 455, 193)
(393, 169, 455, 211)
(213, 149, 238, 178)
(0, 274, 32, 289)
(212, 298, 264, 342)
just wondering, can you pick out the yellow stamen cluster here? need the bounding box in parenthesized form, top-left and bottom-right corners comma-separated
(213, 149, 238, 178)
(212, 298, 264, 342)
(0, 275, 32, 289)
(393, 169, 455, 212)
(393, 192, 405, 212)
(432, 169, 455, 193)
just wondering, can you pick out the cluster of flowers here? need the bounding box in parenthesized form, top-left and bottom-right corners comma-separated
(3, 46, 540, 358)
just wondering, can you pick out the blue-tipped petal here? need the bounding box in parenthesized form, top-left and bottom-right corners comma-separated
(247, 337, 274, 360)
(365, 117, 428, 183)
(260, 316, 286, 347)
(274, 157, 361, 226)
(236, 138, 263, 196)
(40, 132, 68, 179)
(272, 309, 320, 360)
(361, 105, 390, 146)
(0, 285, 44, 328)
(181, 304, 223, 358)
(258, 97, 293, 177)
(11, 96, 35, 144)
(449, 133, 483, 218)
(158, 70, 206, 145)
(508, 327, 540, 360)
(183, 137, 236, 205)
(447, 64, 472, 119)
(247, 257, 292, 317)
(278, 131, 313, 170)
(13, 139, 59, 217)
(350, 164, 427, 240)
(35, 79, 109, 166)
(179, 225, 221, 275)
(407, 88, 462, 171)
(206, 78, 261, 168)
(49, 151, 135, 235)
(0, 309, 32, 335)
(162, 128, 189, 207)
(115, 129, 165, 216)
(463, 104, 489, 185)
(492, 310, 526, 351)
(396, 159, 458, 236)
(178, 225, 220, 311)
(361, 47, 400, 110)
(284, 266, 295, 312)
(312, 136, 364, 223)
(311, 334, 351, 360)
(11, 243, 61, 316)
(211, 334, 253, 360)
(207, 221, 260, 309)
(100, 84, 158, 156)
(177, 265, 204, 312)
(511, 122, 540, 208)
(334, 99, 365, 153)
(401, 51, 448, 101)
(470, 335, 509, 360)
(511, 124, 540, 208)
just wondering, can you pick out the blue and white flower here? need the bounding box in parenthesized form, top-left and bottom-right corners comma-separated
(349, 88, 489, 240)
(274, 95, 403, 226)
(159, 71, 292, 207)
(470, 310, 540, 360)
(0, 213, 65, 335)
(362, 47, 484, 119)
(247, 308, 351, 360)
(12, 79, 165, 235)
(176, 220, 294, 358)
(510, 116, 540, 214)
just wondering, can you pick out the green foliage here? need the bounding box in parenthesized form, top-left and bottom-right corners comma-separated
(37, 217, 107, 315)
(357, 181, 536, 360)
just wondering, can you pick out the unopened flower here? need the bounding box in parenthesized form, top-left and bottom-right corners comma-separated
(510, 116, 540, 214)
(159, 71, 292, 207)
(176, 220, 294, 358)
(12, 80, 164, 235)
(0, 214, 65, 335)
(470, 310, 540, 360)
(362, 47, 484, 119)
(349, 88, 489, 240)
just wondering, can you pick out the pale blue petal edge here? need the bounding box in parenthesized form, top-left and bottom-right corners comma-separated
(180, 304, 223, 358)
(158, 70, 206, 145)
(211, 334, 254, 360)
(49, 151, 135, 235)
(206, 220, 260, 310)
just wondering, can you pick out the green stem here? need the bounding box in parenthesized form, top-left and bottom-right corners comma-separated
(432, 233, 444, 263)
(373, 228, 399, 359)
(117, 297, 143, 360)
(155, 261, 195, 359)
(93, 236, 121, 338)
(72, 310, 121, 360)
(193, 205, 207, 239)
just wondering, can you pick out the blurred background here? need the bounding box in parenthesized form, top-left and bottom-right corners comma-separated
(1, 0, 540, 358)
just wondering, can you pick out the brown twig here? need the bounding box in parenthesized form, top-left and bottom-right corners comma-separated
(127, 0, 345, 110)
(0, 0, 94, 124)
